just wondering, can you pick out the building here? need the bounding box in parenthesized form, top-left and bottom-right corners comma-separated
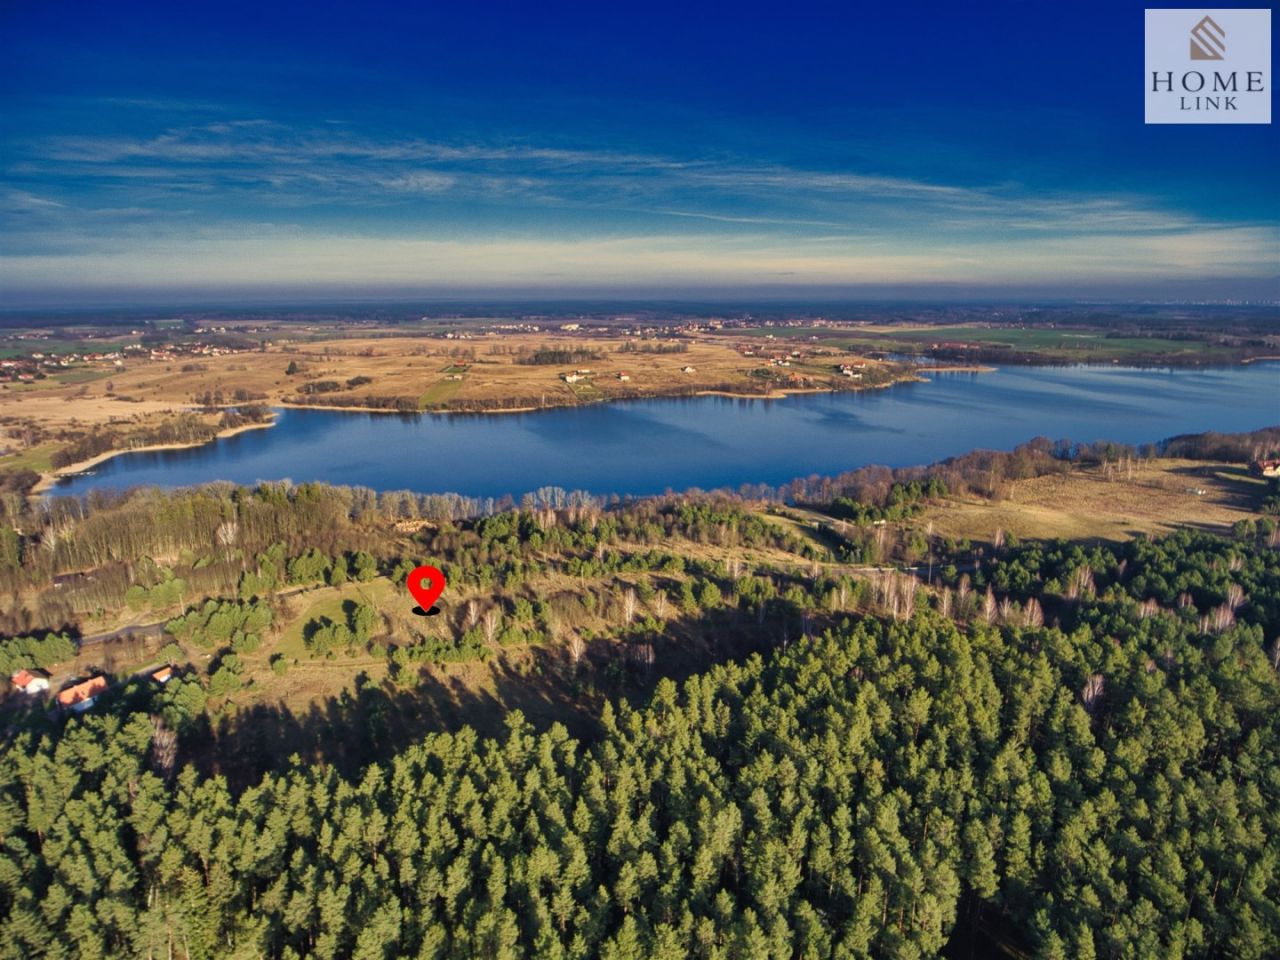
(1248, 459, 1280, 479)
(681, 366, 697, 374)
(151, 666, 174, 684)
(56, 676, 108, 713)
(616, 372, 631, 382)
(10, 669, 50, 695)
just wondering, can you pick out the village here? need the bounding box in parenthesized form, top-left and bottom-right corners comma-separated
(0, 337, 256, 384)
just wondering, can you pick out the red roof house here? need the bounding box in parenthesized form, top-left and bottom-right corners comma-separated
(56, 676, 108, 713)
(10, 669, 50, 695)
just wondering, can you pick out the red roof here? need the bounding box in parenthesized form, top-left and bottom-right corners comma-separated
(152, 666, 173, 683)
(56, 675, 108, 708)
(11, 669, 35, 689)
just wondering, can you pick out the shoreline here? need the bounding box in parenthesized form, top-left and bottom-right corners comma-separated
(29, 368, 948, 495)
(914, 363, 998, 373)
(276, 400, 544, 416)
(34, 418, 277, 495)
(279, 371, 926, 415)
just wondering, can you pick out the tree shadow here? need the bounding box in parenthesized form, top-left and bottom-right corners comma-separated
(189, 604, 793, 793)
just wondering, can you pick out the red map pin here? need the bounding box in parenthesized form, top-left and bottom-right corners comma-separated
(407, 565, 446, 616)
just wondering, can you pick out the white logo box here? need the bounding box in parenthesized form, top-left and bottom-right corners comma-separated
(1145, 8, 1272, 124)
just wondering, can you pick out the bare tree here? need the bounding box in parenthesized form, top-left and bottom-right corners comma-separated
(1208, 603, 1235, 634)
(654, 591, 668, 620)
(982, 587, 997, 625)
(900, 575, 917, 620)
(925, 520, 935, 583)
(1082, 673, 1105, 714)
(566, 631, 585, 672)
(1066, 565, 1095, 601)
(466, 599, 479, 630)
(482, 608, 501, 645)
(150, 717, 178, 780)
(621, 588, 637, 626)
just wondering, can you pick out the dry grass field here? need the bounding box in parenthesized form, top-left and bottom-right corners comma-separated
(8, 333, 898, 427)
(1, 331, 907, 478)
(920, 459, 1264, 544)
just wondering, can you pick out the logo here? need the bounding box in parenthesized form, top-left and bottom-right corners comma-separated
(1189, 15, 1225, 60)
(1145, 9, 1271, 124)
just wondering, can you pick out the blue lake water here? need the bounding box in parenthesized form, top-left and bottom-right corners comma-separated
(54, 364, 1279, 499)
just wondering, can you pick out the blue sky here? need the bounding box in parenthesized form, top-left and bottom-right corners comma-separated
(1, 0, 1276, 304)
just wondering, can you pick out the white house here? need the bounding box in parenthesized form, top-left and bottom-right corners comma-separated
(10, 669, 50, 695)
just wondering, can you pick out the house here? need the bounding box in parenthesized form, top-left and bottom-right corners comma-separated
(681, 366, 697, 374)
(616, 372, 631, 382)
(562, 373, 585, 384)
(151, 666, 174, 684)
(10, 669, 50, 695)
(1249, 459, 1280, 479)
(56, 676, 108, 713)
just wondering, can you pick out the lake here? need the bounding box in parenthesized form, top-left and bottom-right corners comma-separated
(54, 364, 1279, 499)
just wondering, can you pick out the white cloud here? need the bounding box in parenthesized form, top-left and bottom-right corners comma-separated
(4, 120, 1277, 291)
(3, 224, 1274, 291)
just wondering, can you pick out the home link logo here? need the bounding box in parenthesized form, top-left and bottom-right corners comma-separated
(1145, 9, 1271, 124)
(1189, 15, 1225, 60)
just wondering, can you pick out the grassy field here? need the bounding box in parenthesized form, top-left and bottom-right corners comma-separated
(51, 368, 115, 386)
(0, 334, 139, 359)
(0, 441, 59, 473)
(884, 325, 1240, 361)
(919, 459, 1264, 545)
(418, 377, 464, 407)
(0, 332, 904, 442)
(727, 323, 1244, 362)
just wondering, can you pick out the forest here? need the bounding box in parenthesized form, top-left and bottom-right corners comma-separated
(0, 429, 1278, 957)
(0, 525, 1277, 957)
